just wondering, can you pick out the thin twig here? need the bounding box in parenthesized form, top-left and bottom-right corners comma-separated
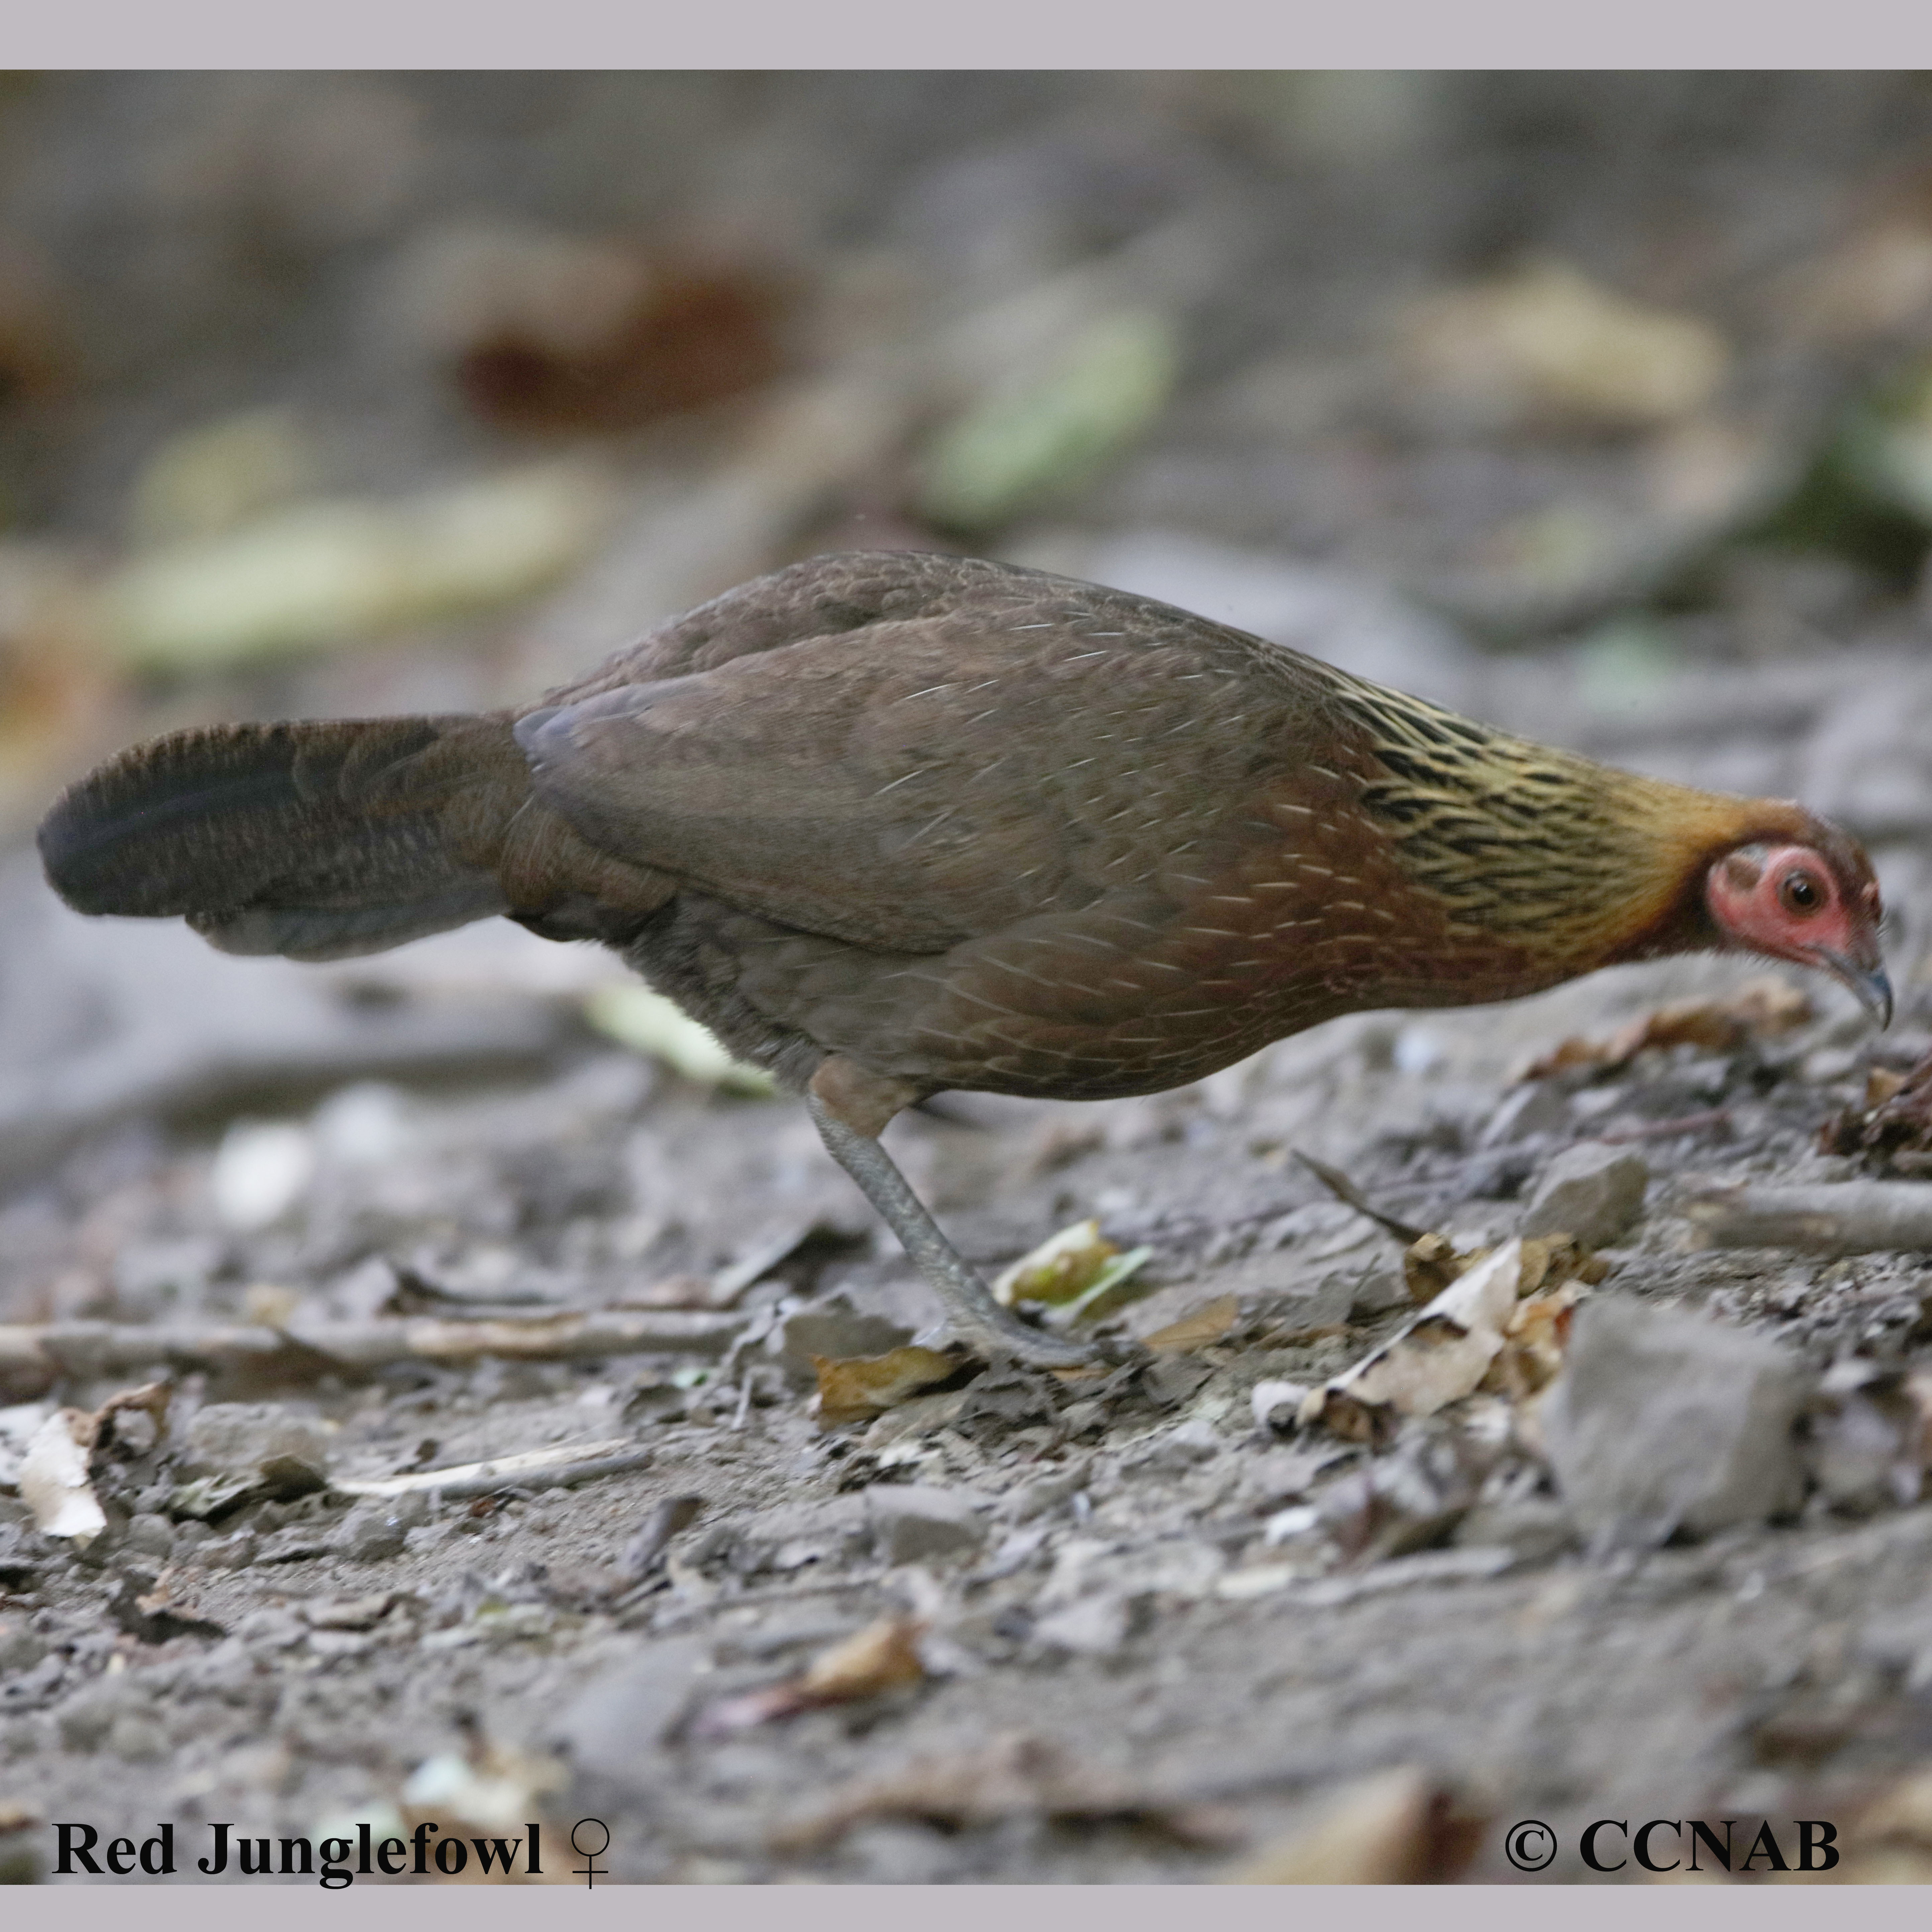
(0, 1309, 748, 1382)
(1291, 1150, 1431, 1246)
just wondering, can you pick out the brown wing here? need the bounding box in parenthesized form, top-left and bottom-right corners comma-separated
(516, 566, 1337, 956)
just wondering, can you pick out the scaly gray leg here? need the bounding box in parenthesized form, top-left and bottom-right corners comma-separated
(806, 1090, 1095, 1368)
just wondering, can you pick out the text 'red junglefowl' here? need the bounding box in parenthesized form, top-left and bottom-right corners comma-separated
(39, 554, 1890, 1364)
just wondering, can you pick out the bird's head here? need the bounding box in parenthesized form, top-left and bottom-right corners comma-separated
(1704, 827, 1890, 1027)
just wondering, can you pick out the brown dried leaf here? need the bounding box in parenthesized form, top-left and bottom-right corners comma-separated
(1231, 1766, 1487, 1883)
(1403, 1231, 1481, 1304)
(1822, 1043, 1932, 1171)
(813, 1345, 966, 1427)
(1143, 1293, 1239, 1354)
(694, 1615, 927, 1737)
(773, 1730, 1240, 1853)
(1521, 977, 1813, 1080)
(1481, 1283, 1583, 1401)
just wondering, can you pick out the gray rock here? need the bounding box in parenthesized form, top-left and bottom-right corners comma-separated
(1522, 1144, 1650, 1248)
(106, 1713, 168, 1763)
(0, 1622, 45, 1672)
(1542, 1298, 1809, 1546)
(123, 1513, 175, 1561)
(1002, 1460, 1090, 1524)
(1032, 1592, 1133, 1657)
(58, 1685, 137, 1752)
(551, 1637, 710, 1793)
(1125, 1419, 1221, 1477)
(866, 1484, 988, 1564)
(180, 1404, 332, 1496)
(337, 1493, 428, 1561)
(1453, 1498, 1579, 1566)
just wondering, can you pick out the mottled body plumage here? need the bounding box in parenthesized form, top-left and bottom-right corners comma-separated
(38, 551, 1886, 1363)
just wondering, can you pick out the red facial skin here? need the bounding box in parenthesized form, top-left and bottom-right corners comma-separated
(1704, 842, 1890, 1022)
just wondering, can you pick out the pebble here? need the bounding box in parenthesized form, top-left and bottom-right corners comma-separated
(338, 1494, 427, 1562)
(552, 1636, 710, 1793)
(1032, 1592, 1133, 1657)
(865, 1484, 988, 1564)
(1542, 1297, 1808, 1546)
(180, 1403, 332, 1489)
(1521, 1144, 1649, 1248)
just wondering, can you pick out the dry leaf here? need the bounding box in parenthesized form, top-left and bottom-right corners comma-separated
(1403, 1230, 1480, 1304)
(1521, 977, 1812, 1081)
(1144, 1294, 1239, 1353)
(993, 1219, 1120, 1306)
(17, 1408, 106, 1542)
(1481, 1283, 1583, 1402)
(1398, 261, 1729, 432)
(813, 1346, 966, 1427)
(693, 1615, 928, 1737)
(1301, 1242, 1526, 1443)
(1231, 1766, 1487, 1883)
(774, 1730, 1239, 1853)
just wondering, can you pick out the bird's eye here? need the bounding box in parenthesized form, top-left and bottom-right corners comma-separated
(1778, 870, 1825, 917)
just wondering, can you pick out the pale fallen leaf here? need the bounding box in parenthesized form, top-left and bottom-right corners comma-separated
(693, 1615, 927, 1736)
(1301, 1241, 1526, 1443)
(918, 311, 1179, 531)
(813, 1346, 966, 1427)
(17, 1409, 106, 1543)
(106, 461, 614, 672)
(1520, 977, 1812, 1080)
(993, 1218, 1117, 1306)
(1230, 1765, 1486, 1883)
(1481, 1282, 1584, 1402)
(1144, 1293, 1239, 1354)
(1399, 260, 1729, 432)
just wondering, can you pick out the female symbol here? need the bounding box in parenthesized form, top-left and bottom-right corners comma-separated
(571, 1818, 610, 1889)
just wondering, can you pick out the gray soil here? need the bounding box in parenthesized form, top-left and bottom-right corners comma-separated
(5, 73, 1932, 1887)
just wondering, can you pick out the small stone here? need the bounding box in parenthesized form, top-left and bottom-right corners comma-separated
(1542, 1298, 1809, 1546)
(180, 1404, 331, 1496)
(123, 1513, 175, 1561)
(1251, 1379, 1310, 1433)
(58, 1686, 132, 1752)
(107, 1713, 168, 1763)
(1521, 1144, 1649, 1248)
(1032, 1593, 1134, 1657)
(865, 1484, 988, 1564)
(202, 1530, 258, 1569)
(1125, 1418, 1221, 1477)
(1453, 1498, 1579, 1565)
(552, 1636, 710, 1794)
(1002, 1461, 1090, 1524)
(337, 1494, 427, 1562)
(0, 1621, 45, 1672)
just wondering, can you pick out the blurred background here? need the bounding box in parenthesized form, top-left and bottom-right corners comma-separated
(6, 73, 1932, 817)
(9, 69, 1932, 1295)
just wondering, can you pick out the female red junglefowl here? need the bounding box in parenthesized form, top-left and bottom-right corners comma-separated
(37, 553, 1889, 1363)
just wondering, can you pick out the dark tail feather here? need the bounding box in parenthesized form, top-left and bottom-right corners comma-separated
(37, 714, 529, 962)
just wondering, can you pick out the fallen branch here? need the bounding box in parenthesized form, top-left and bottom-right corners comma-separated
(0, 1308, 747, 1382)
(1682, 1181, 1932, 1255)
(334, 1439, 656, 1501)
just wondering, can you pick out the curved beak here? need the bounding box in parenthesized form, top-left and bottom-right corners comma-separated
(1816, 948, 1894, 1029)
